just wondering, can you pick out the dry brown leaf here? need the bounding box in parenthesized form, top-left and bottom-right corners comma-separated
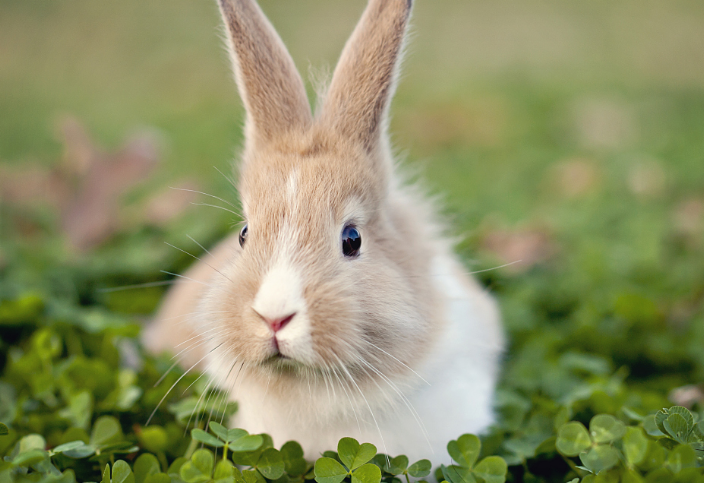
(673, 198, 704, 238)
(549, 157, 601, 198)
(573, 97, 636, 150)
(59, 127, 161, 251)
(627, 157, 667, 198)
(1, 116, 162, 251)
(144, 181, 200, 226)
(480, 225, 556, 274)
(669, 384, 704, 409)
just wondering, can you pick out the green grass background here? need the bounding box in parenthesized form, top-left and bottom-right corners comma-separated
(2, 0, 704, 414)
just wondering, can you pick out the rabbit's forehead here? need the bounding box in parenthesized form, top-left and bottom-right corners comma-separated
(240, 153, 378, 223)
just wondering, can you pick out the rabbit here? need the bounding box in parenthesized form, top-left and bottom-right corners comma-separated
(143, 0, 504, 465)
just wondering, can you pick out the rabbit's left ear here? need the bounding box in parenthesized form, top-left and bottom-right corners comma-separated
(218, 0, 312, 147)
(320, 0, 412, 153)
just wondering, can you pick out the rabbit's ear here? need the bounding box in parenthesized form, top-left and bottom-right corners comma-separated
(218, 0, 312, 146)
(320, 0, 412, 152)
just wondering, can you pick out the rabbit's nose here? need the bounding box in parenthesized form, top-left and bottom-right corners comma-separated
(262, 312, 296, 333)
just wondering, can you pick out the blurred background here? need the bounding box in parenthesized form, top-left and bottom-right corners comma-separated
(1, 0, 703, 404)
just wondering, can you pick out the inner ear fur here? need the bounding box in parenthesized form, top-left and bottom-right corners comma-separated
(218, 0, 312, 147)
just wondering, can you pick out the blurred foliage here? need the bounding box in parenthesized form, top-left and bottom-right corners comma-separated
(1, 0, 704, 482)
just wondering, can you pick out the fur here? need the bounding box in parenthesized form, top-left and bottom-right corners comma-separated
(144, 0, 504, 464)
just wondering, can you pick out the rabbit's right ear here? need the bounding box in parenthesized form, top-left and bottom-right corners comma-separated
(217, 0, 312, 147)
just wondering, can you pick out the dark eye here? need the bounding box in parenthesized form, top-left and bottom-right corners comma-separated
(341, 224, 361, 258)
(239, 224, 248, 247)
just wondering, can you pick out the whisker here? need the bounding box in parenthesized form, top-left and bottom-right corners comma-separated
(146, 343, 223, 426)
(187, 234, 214, 258)
(169, 186, 238, 209)
(97, 280, 173, 293)
(164, 242, 234, 283)
(191, 202, 241, 217)
(160, 270, 211, 286)
(363, 341, 430, 386)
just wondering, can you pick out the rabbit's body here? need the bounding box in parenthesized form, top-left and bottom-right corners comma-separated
(145, 0, 504, 464)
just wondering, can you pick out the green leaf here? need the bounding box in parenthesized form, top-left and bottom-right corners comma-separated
(351, 463, 381, 483)
(230, 434, 264, 453)
(407, 459, 432, 478)
(138, 426, 169, 453)
(280, 441, 307, 476)
(180, 449, 215, 483)
(167, 457, 187, 479)
(243, 469, 266, 483)
(18, 434, 46, 453)
(623, 427, 649, 466)
(667, 444, 697, 473)
(112, 460, 136, 483)
(385, 455, 408, 475)
(663, 414, 690, 444)
(144, 474, 171, 483)
(209, 422, 229, 442)
(579, 445, 619, 474)
(134, 454, 161, 483)
(52, 441, 83, 453)
(13, 449, 47, 467)
(192, 428, 225, 448)
(337, 438, 377, 471)
(441, 464, 475, 483)
(556, 422, 592, 457)
(257, 448, 285, 480)
(589, 414, 626, 444)
(214, 460, 235, 481)
(103, 464, 111, 483)
(314, 457, 348, 483)
(642, 415, 665, 437)
(473, 456, 507, 483)
(447, 434, 481, 469)
(62, 442, 96, 459)
(0, 423, 8, 436)
(91, 416, 123, 447)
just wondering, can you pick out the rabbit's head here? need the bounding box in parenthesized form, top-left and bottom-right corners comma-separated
(202, 0, 442, 396)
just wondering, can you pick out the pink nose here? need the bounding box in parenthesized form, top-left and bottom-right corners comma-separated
(264, 313, 296, 333)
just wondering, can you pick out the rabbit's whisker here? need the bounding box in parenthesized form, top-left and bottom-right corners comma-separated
(191, 202, 241, 218)
(164, 242, 234, 283)
(97, 280, 174, 293)
(160, 270, 211, 286)
(147, 343, 223, 426)
(330, 356, 363, 437)
(169, 186, 239, 209)
(363, 340, 430, 386)
(330, 352, 389, 459)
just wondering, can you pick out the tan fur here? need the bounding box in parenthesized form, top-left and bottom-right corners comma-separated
(145, 0, 503, 460)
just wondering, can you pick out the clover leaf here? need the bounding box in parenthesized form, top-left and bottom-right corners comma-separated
(180, 449, 215, 483)
(443, 434, 506, 483)
(314, 457, 348, 483)
(192, 428, 226, 448)
(407, 459, 432, 478)
(447, 434, 480, 469)
(337, 437, 377, 471)
(556, 422, 591, 456)
(590, 414, 626, 444)
(315, 439, 381, 483)
(623, 427, 649, 467)
(280, 441, 307, 477)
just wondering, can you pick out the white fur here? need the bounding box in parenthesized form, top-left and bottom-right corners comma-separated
(229, 251, 503, 465)
(252, 258, 316, 362)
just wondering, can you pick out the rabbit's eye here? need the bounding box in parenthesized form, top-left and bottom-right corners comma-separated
(341, 224, 361, 258)
(239, 224, 248, 247)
